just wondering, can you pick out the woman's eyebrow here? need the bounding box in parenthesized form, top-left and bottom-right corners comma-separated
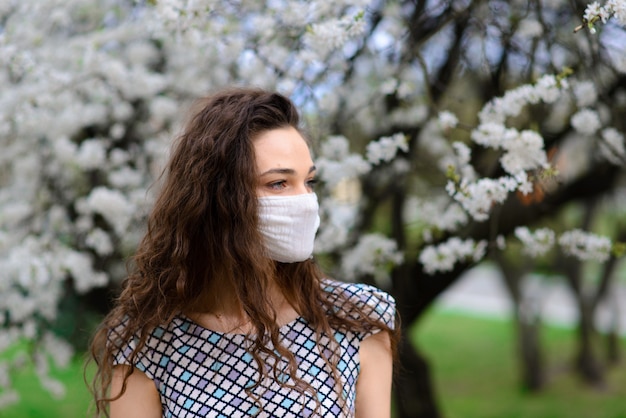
(259, 165, 316, 176)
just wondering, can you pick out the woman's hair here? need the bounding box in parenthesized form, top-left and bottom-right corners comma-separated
(89, 87, 398, 416)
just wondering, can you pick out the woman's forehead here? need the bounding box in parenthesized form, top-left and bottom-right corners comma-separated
(254, 127, 313, 172)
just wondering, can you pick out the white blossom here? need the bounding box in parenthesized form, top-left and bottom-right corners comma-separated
(437, 111, 459, 130)
(85, 228, 114, 256)
(608, 48, 626, 73)
(0, 201, 33, 227)
(389, 104, 429, 127)
(83, 187, 135, 235)
(496, 235, 507, 250)
(319, 135, 351, 160)
(109, 149, 130, 167)
(0, 329, 21, 354)
(439, 142, 477, 182)
(584, 1, 608, 22)
(108, 166, 144, 189)
(125, 41, 160, 68)
(38, 376, 66, 399)
(75, 139, 107, 170)
(0, 390, 19, 409)
(558, 229, 612, 262)
(380, 79, 398, 95)
(573, 80, 598, 107)
(0, 239, 64, 324)
(500, 130, 548, 174)
(306, 20, 348, 52)
(314, 197, 358, 253)
(109, 123, 126, 140)
(471, 123, 518, 148)
(514, 171, 535, 196)
(34, 351, 65, 399)
(419, 237, 487, 274)
(476, 75, 564, 126)
(404, 196, 469, 232)
(316, 155, 371, 190)
(52, 136, 78, 164)
(396, 81, 416, 99)
(42, 332, 73, 369)
(304, 13, 366, 56)
(366, 133, 408, 164)
(536, 75, 565, 103)
(154, 0, 186, 23)
(584, 0, 626, 27)
(418, 122, 451, 161)
(452, 142, 471, 166)
(61, 249, 108, 293)
(340, 233, 403, 284)
(0, 362, 11, 388)
(598, 127, 626, 164)
(317, 92, 341, 115)
(514, 227, 556, 257)
(149, 96, 180, 129)
(449, 177, 519, 221)
(609, 0, 626, 25)
(316, 128, 372, 190)
(112, 101, 134, 121)
(571, 108, 601, 135)
(22, 320, 37, 340)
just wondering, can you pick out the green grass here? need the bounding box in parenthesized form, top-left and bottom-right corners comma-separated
(1, 309, 625, 417)
(0, 354, 93, 418)
(414, 308, 626, 418)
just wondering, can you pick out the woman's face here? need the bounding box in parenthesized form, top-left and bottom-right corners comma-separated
(254, 127, 317, 197)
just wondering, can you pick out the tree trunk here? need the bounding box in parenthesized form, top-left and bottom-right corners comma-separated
(596, 250, 624, 367)
(389, 256, 451, 418)
(605, 290, 622, 365)
(558, 199, 605, 386)
(394, 336, 441, 418)
(494, 253, 545, 392)
(575, 301, 604, 386)
(606, 330, 621, 366)
(516, 315, 545, 391)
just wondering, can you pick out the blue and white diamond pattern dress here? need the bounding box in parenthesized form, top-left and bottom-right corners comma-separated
(114, 279, 395, 417)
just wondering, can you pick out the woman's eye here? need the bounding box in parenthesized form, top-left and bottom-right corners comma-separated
(268, 180, 286, 190)
(306, 178, 318, 189)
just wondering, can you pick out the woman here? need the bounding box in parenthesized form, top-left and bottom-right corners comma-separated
(90, 88, 398, 418)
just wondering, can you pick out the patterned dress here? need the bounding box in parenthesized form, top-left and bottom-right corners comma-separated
(113, 280, 396, 417)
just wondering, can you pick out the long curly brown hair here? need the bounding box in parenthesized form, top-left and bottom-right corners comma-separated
(89, 87, 398, 417)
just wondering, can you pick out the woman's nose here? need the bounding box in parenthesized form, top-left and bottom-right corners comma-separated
(292, 184, 311, 195)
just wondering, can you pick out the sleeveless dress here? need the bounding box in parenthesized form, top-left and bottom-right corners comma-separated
(113, 279, 396, 417)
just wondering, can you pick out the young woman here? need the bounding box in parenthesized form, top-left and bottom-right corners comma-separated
(90, 88, 398, 418)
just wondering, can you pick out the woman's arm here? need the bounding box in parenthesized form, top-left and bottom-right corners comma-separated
(110, 365, 162, 418)
(355, 330, 393, 418)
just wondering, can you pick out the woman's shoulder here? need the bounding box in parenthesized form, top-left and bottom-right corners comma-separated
(320, 278, 396, 329)
(321, 278, 394, 300)
(118, 314, 194, 341)
(109, 315, 188, 362)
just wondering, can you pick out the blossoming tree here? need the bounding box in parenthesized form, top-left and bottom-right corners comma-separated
(0, 0, 625, 417)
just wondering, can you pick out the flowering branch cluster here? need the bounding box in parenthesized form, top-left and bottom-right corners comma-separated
(418, 62, 625, 273)
(578, 0, 626, 33)
(514, 226, 618, 263)
(442, 74, 566, 222)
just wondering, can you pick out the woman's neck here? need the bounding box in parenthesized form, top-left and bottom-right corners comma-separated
(184, 276, 298, 334)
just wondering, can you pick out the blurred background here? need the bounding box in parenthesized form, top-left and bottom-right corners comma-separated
(0, 1, 625, 417)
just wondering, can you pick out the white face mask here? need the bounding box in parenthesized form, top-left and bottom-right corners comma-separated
(258, 193, 320, 263)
